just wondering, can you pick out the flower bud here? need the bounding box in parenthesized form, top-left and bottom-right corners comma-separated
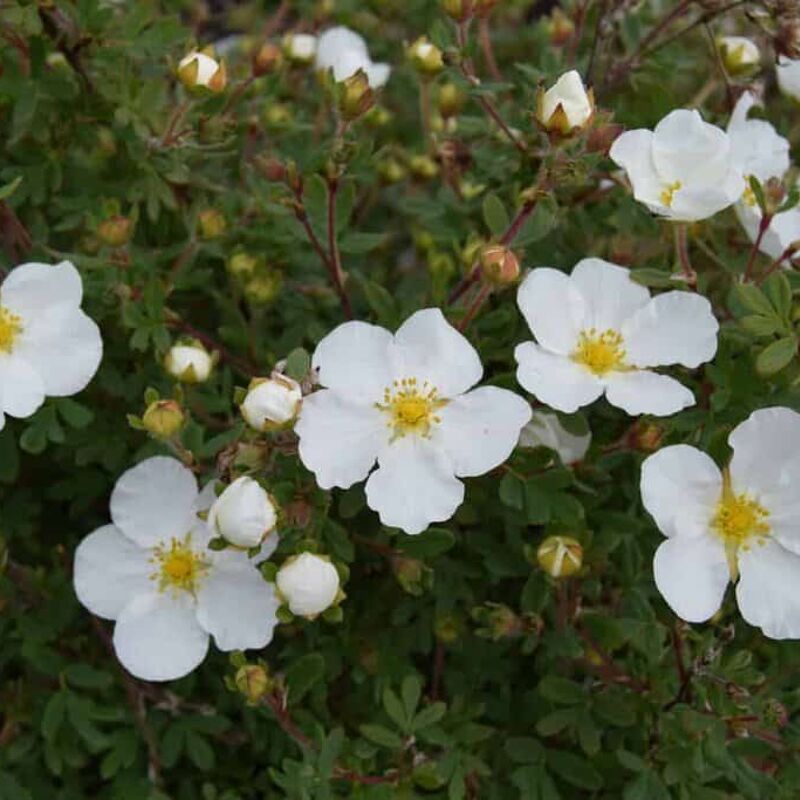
(241, 375, 303, 431)
(338, 69, 375, 120)
(227, 252, 258, 279)
(435, 613, 464, 643)
(442, 0, 474, 21)
(198, 209, 227, 240)
(409, 154, 439, 179)
(142, 399, 185, 439)
(547, 8, 575, 47)
(164, 342, 214, 383)
(208, 476, 278, 548)
(717, 36, 760, 77)
(407, 37, 444, 77)
(377, 158, 407, 184)
(438, 82, 466, 118)
(96, 215, 134, 248)
(480, 244, 520, 286)
(631, 422, 663, 452)
(536, 70, 594, 135)
(537, 535, 583, 578)
(252, 41, 283, 76)
(177, 49, 227, 93)
(392, 555, 433, 596)
(282, 33, 317, 65)
(235, 664, 271, 703)
(364, 106, 393, 128)
(244, 269, 283, 305)
(276, 553, 341, 618)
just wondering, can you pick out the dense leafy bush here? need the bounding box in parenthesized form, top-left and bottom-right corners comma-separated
(3, 1, 800, 798)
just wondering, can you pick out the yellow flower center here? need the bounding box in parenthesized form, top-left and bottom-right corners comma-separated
(711, 472, 770, 579)
(660, 180, 682, 208)
(0, 305, 22, 354)
(151, 535, 209, 595)
(571, 329, 626, 376)
(376, 378, 448, 439)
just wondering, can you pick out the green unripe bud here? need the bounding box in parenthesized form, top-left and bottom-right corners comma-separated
(97, 215, 134, 248)
(338, 69, 375, 121)
(480, 244, 520, 286)
(198, 209, 227, 240)
(142, 399, 185, 439)
(235, 664, 272, 703)
(537, 535, 583, 578)
(408, 37, 444, 77)
(227, 252, 259, 279)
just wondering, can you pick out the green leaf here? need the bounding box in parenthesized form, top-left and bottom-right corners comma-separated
(624, 770, 670, 800)
(0, 176, 23, 201)
(731, 283, 774, 317)
(756, 336, 796, 376)
(0, 429, 20, 484)
(630, 268, 674, 288)
(482, 193, 510, 235)
(536, 709, 575, 736)
(499, 472, 525, 510)
(41, 692, 67, 742)
(538, 676, 584, 705)
(186, 732, 215, 771)
(360, 723, 404, 749)
(739, 315, 784, 337)
(285, 653, 326, 704)
(412, 702, 446, 731)
(546, 749, 603, 790)
(763, 272, 793, 319)
(395, 528, 455, 558)
(284, 347, 311, 380)
(401, 675, 422, 720)
(383, 687, 408, 731)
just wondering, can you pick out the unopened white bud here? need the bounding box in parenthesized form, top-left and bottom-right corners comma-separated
(165, 343, 213, 383)
(241, 375, 302, 431)
(276, 553, 340, 617)
(536, 70, 594, 135)
(208, 476, 278, 548)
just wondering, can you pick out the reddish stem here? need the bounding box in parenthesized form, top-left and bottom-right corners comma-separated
(743, 213, 774, 283)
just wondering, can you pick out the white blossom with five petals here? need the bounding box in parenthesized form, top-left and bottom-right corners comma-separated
(609, 108, 745, 221)
(641, 407, 800, 639)
(514, 259, 718, 416)
(295, 308, 531, 534)
(73, 457, 280, 681)
(0, 260, 102, 431)
(315, 26, 390, 88)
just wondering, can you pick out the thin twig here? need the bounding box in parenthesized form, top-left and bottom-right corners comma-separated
(477, 15, 502, 81)
(326, 178, 354, 319)
(743, 213, 773, 283)
(674, 223, 697, 288)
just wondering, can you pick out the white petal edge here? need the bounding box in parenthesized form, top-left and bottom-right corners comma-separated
(604, 369, 694, 417)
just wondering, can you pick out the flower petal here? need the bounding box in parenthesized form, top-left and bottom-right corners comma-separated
(0, 354, 45, 419)
(390, 308, 482, 397)
(571, 258, 651, 332)
(519, 410, 591, 465)
(365, 436, 463, 535)
(604, 370, 694, 416)
(110, 456, 199, 548)
(640, 444, 722, 538)
(435, 386, 532, 477)
(196, 555, 280, 650)
(113, 591, 209, 681)
(622, 291, 718, 368)
(73, 525, 152, 620)
(296, 389, 384, 489)
(727, 92, 790, 182)
(737, 538, 800, 639)
(14, 308, 102, 396)
(365, 61, 390, 88)
(516, 268, 586, 355)
(312, 320, 393, 403)
(608, 129, 667, 213)
(514, 342, 603, 413)
(1, 260, 83, 317)
(653, 535, 729, 623)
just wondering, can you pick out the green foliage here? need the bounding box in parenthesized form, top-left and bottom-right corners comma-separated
(2, 1, 800, 799)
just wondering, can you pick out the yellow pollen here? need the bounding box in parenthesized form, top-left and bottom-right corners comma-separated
(571, 329, 626, 376)
(376, 377, 448, 440)
(742, 181, 757, 207)
(150, 535, 208, 595)
(660, 180, 682, 208)
(711, 472, 770, 579)
(0, 305, 22, 353)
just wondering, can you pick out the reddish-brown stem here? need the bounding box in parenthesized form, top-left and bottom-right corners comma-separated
(743, 214, 774, 283)
(674, 223, 697, 288)
(159, 101, 191, 148)
(477, 15, 502, 81)
(457, 283, 492, 332)
(326, 178, 353, 319)
(756, 244, 798, 285)
(222, 75, 255, 117)
(578, 625, 649, 693)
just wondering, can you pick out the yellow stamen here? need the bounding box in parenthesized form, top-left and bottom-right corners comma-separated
(0, 306, 22, 354)
(571, 329, 626, 376)
(660, 180, 682, 208)
(376, 377, 448, 440)
(742, 181, 757, 207)
(150, 535, 209, 595)
(711, 470, 770, 580)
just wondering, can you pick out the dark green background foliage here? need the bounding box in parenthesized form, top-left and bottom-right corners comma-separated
(2, 0, 800, 797)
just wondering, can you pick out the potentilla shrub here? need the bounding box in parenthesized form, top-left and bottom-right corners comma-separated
(2, 1, 800, 798)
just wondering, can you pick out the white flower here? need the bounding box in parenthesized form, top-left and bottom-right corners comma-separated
(641, 407, 800, 639)
(208, 476, 278, 549)
(727, 92, 799, 263)
(295, 308, 531, 534)
(0, 260, 102, 431)
(73, 457, 280, 681)
(536, 70, 594, 134)
(514, 258, 718, 416)
(177, 51, 226, 92)
(717, 36, 760, 74)
(776, 57, 800, 103)
(276, 553, 340, 618)
(241, 375, 302, 431)
(519, 410, 591, 465)
(609, 108, 745, 221)
(165, 343, 213, 383)
(315, 26, 390, 88)
(283, 33, 317, 64)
